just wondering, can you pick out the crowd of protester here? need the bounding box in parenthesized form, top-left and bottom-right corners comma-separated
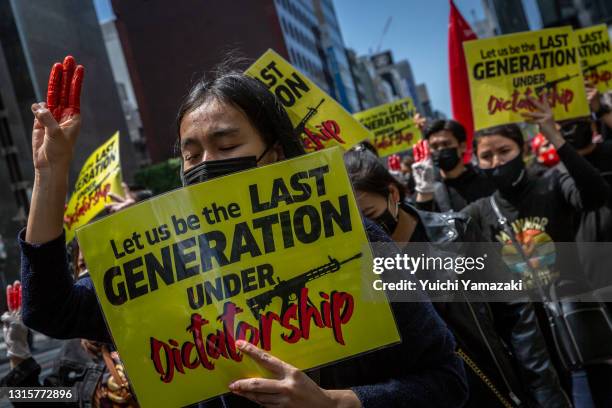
(0, 52, 611, 408)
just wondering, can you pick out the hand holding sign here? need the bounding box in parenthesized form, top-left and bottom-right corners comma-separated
(77, 148, 399, 406)
(31, 56, 84, 171)
(464, 27, 589, 130)
(585, 82, 601, 112)
(521, 98, 565, 149)
(229, 340, 360, 408)
(106, 183, 136, 214)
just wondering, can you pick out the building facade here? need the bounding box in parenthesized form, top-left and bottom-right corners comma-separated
(369, 51, 422, 109)
(417, 84, 434, 119)
(482, 0, 530, 34)
(346, 48, 434, 116)
(394, 60, 422, 113)
(100, 20, 149, 167)
(346, 49, 387, 110)
(536, 0, 612, 28)
(111, 0, 350, 162)
(311, 0, 359, 112)
(274, 0, 331, 94)
(0, 0, 135, 282)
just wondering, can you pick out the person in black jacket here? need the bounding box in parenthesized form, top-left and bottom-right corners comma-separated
(560, 117, 612, 408)
(560, 118, 612, 267)
(344, 146, 570, 408)
(462, 98, 611, 408)
(19, 56, 467, 408)
(412, 119, 496, 213)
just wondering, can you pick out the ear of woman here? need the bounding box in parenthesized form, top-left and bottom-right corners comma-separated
(388, 183, 401, 211)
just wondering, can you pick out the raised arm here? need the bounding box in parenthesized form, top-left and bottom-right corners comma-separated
(522, 98, 609, 211)
(26, 56, 83, 244)
(20, 57, 110, 343)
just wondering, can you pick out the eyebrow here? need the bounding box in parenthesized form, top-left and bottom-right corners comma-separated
(362, 206, 376, 216)
(180, 137, 198, 150)
(208, 127, 240, 139)
(180, 127, 240, 150)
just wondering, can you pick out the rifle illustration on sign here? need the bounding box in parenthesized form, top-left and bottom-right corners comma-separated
(293, 98, 325, 139)
(535, 73, 580, 95)
(246, 252, 363, 319)
(582, 59, 610, 74)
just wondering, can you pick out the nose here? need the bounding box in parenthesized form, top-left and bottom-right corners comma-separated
(491, 154, 504, 168)
(201, 151, 219, 162)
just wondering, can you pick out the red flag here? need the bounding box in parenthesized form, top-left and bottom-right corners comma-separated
(448, 0, 477, 162)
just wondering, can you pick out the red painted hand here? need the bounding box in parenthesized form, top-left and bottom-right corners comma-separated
(31, 56, 85, 171)
(6, 280, 21, 312)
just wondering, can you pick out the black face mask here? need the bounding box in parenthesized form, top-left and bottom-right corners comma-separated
(432, 147, 461, 172)
(481, 153, 526, 194)
(181, 146, 272, 187)
(374, 196, 399, 235)
(561, 121, 592, 150)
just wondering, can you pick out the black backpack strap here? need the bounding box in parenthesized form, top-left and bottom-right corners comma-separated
(433, 182, 452, 212)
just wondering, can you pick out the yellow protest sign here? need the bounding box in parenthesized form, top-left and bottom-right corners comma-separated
(64, 132, 122, 242)
(575, 24, 612, 93)
(353, 98, 421, 157)
(76, 147, 400, 408)
(246, 49, 371, 152)
(464, 27, 590, 130)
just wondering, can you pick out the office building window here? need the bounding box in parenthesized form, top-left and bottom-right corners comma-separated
(281, 17, 288, 33)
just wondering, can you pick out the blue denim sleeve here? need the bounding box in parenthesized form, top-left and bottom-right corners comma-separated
(18, 229, 111, 343)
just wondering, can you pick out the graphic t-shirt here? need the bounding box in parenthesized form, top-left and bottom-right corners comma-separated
(463, 144, 608, 291)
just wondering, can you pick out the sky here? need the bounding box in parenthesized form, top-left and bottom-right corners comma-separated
(334, 0, 541, 116)
(93, 0, 542, 117)
(93, 0, 113, 23)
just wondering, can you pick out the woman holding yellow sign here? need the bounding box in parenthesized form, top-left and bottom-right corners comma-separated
(18, 56, 467, 408)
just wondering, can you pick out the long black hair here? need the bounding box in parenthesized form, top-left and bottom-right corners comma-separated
(344, 146, 406, 201)
(176, 65, 305, 159)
